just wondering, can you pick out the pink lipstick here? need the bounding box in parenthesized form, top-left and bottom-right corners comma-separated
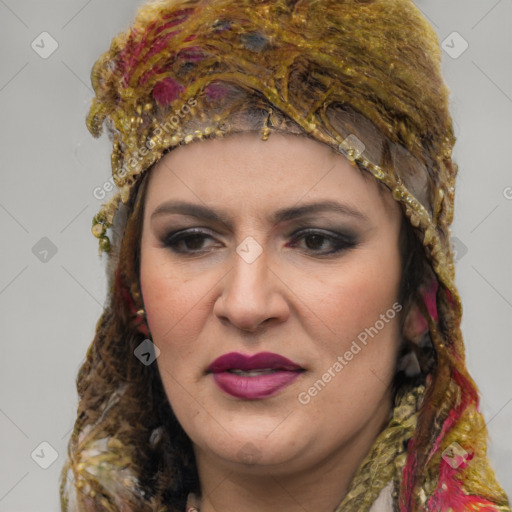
(207, 351, 304, 400)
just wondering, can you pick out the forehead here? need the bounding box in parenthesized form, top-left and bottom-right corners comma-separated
(144, 131, 401, 223)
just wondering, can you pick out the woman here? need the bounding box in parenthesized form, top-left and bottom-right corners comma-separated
(60, 0, 511, 510)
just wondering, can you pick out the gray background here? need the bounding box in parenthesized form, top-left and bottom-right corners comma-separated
(0, 1, 511, 510)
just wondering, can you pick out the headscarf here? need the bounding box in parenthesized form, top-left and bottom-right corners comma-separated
(60, 0, 511, 510)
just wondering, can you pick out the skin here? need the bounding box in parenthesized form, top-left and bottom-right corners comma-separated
(140, 131, 418, 512)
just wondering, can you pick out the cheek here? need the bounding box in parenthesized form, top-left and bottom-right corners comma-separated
(310, 244, 403, 387)
(140, 247, 182, 339)
(322, 250, 401, 330)
(139, 248, 213, 355)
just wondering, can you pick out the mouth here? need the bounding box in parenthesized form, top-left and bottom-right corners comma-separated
(225, 369, 286, 376)
(207, 351, 304, 373)
(207, 351, 305, 400)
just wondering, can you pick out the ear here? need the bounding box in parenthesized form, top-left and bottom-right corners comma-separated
(403, 300, 428, 344)
(397, 300, 430, 377)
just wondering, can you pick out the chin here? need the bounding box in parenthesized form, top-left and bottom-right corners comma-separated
(190, 415, 304, 465)
(214, 439, 302, 471)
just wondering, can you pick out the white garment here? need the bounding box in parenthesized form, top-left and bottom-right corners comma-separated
(368, 480, 395, 512)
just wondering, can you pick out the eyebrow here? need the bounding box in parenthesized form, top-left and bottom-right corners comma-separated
(150, 200, 369, 229)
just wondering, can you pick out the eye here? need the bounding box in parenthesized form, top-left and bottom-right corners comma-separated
(162, 229, 218, 253)
(161, 227, 357, 257)
(287, 228, 356, 256)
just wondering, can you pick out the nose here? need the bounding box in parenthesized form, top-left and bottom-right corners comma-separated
(213, 245, 290, 333)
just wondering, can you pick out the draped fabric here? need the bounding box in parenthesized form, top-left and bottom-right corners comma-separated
(60, 1, 511, 510)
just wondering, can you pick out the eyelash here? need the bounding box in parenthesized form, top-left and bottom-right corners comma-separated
(161, 227, 357, 257)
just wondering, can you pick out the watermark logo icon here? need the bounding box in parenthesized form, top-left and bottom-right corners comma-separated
(32, 237, 58, 263)
(31, 441, 58, 469)
(451, 236, 468, 263)
(134, 339, 160, 365)
(236, 236, 263, 264)
(31, 32, 59, 59)
(338, 134, 365, 161)
(442, 442, 469, 469)
(237, 442, 263, 464)
(441, 32, 469, 59)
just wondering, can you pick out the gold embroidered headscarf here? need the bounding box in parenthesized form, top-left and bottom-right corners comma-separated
(60, 0, 511, 510)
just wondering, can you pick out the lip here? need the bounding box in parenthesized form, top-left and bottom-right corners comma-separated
(207, 351, 304, 400)
(207, 351, 303, 373)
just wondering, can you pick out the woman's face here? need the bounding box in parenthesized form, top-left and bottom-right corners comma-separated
(140, 132, 405, 477)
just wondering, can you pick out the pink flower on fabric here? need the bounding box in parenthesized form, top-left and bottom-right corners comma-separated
(152, 77, 184, 106)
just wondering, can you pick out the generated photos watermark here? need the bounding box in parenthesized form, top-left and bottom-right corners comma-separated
(93, 96, 198, 201)
(298, 301, 403, 405)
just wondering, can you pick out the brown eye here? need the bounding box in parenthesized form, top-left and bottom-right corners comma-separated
(162, 227, 357, 257)
(163, 229, 218, 254)
(303, 234, 329, 251)
(288, 229, 357, 256)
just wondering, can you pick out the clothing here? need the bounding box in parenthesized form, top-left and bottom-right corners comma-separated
(185, 481, 395, 511)
(60, 1, 512, 510)
(369, 481, 394, 512)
